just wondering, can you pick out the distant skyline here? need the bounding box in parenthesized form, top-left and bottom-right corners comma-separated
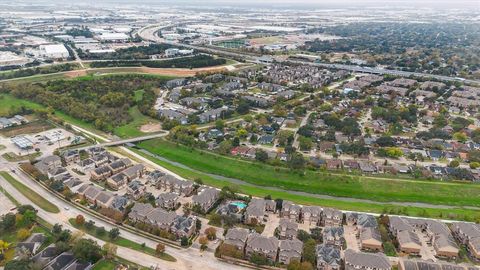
(6, 0, 480, 9)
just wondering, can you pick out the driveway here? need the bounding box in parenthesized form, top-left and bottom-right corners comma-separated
(344, 225, 360, 251)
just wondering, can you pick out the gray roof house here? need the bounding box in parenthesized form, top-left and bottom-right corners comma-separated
(225, 228, 250, 251)
(278, 218, 298, 240)
(316, 244, 342, 270)
(245, 234, 279, 262)
(192, 187, 220, 213)
(278, 239, 303, 265)
(344, 250, 391, 270)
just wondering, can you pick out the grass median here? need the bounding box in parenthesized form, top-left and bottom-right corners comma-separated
(68, 218, 176, 262)
(0, 171, 60, 213)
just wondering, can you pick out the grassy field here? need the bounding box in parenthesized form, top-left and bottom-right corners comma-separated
(130, 146, 480, 222)
(0, 172, 60, 213)
(1, 151, 42, 162)
(113, 106, 160, 138)
(0, 94, 44, 116)
(137, 139, 480, 208)
(68, 219, 176, 262)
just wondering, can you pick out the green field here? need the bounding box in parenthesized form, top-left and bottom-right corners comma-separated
(113, 106, 160, 138)
(133, 139, 480, 221)
(1, 152, 42, 162)
(69, 219, 176, 262)
(0, 94, 44, 116)
(0, 172, 60, 213)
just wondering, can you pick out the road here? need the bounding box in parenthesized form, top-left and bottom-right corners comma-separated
(74, 132, 168, 151)
(137, 24, 480, 86)
(0, 162, 248, 270)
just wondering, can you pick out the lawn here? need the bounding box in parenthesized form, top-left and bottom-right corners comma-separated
(0, 172, 60, 213)
(1, 151, 42, 162)
(93, 260, 117, 270)
(69, 219, 176, 262)
(137, 139, 480, 208)
(130, 146, 480, 222)
(0, 94, 44, 116)
(113, 106, 160, 138)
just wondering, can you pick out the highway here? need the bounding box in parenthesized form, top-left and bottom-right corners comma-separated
(137, 24, 480, 86)
(73, 132, 168, 151)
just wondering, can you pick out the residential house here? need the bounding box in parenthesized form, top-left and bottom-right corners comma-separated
(281, 200, 302, 222)
(360, 227, 383, 251)
(35, 155, 62, 175)
(171, 215, 197, 238)
(302, 206, 322, 226)
(44, 252, 76, 270)
(399, 258, 476, 270)
(245, 234, 279, 262)
(316, 244, 342, 270)
(397, 230, 422, 255)
(346, 213, 378, 231)
(323, 227, 345, 248)
(156, 192, 179, 209)
(90, 166, 112, 181)
(62, 150, 80, 165)
(278, 218, 298, 240)
(192, 187, 220, 213)
(389, 216, 413, 237)
(127, 180, 146, 200)
(278, 239, 303, 265)
(322, 208, 343, 227)
(245, 198, 275, 225)
(224, 228, 249, 251)
(15, 233, 45, 257)
(344, 250, 391, 270)
(107, 158, 132, 175)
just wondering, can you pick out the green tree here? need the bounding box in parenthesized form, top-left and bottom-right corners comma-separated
(255, 150, 269, 162)
(302, 239, 316, 265)
(72, 239, 102, 263)
(298, 136, 313, 151)
(109, 228, 120, 240)
(288, 152, 305, 170)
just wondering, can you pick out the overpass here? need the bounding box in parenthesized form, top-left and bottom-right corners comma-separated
(74, 132, 168, 151)
(137, 24, 480, 86)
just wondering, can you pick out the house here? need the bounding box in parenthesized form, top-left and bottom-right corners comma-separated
(450, 222, 480, 259)
(399, 258, 475, 270)
(44, 252, 76, 270)
(360, 227, 383, 251)
(127, 180, 146, 200)
(326, 159, 343, 170)
(278, 218, 298, 240)
(171, 215, 197, 238)
(156, 192, 179, 209)
(107, 173, 129, 190)
(245, 234, 279, 262)
(277, 90, 295, 100)
(90, 166, 112, 181)
(397, 230, 422, 255)
(278, 239, 303, 265)
(64, 261, 93, 270)
(91, 154, 109, 167)
(224, 228, 250, 251)
(47, 167, 69, 179)
(322, 208, 343, 227)
(145, 208, 177, 231)
(15, 233, 45, 257)
(323, 227, 345, 247)
(389, 216, 413, 237)
(192, 187, 220, 212)
(122, 164, 145, 181)
(245, 198, 275, 225)
(62, 150, 80, 165)
(166, 78, 187, 89)
(346, 213, 378, 230)
(35, 155, 62, 175)
(128, 203, 155, 222)
(77, 159, 95, 174)
(95, 191, 115, 208)
(109, 195, 130, 214)
(32, 244, 58, 268)
(258, 135, 275, 145)
(281, 200, 302, 222)
(302, 206, 322, 225)
(198, 107, 229, 123)
(344, 250, 391, 270)
(316, 244, 341, 270)
(107, 158, 132, 175)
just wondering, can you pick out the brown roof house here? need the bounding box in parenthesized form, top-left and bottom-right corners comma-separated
(302, 206, 322, 226)
(278, 218, 298, 240)
(192, 187, 220, 213)
(397, 230, 422, 255)
(278, 239, 303, 265)
(244, 198, 276, 225)
(245, 234, 279, 263)
(281, 200, 302, 222)
(360, 227, 383, 251)
(322, 208, 343, 227)
(224, 228, 250, 251)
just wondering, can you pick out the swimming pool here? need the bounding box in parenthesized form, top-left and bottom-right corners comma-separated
(229, 201, 247, 209)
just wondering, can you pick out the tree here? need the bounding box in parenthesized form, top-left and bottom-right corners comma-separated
(298, 136, 313, 151)
(302, 239, 316, 265)
(75, 215, 85, 226)
(84, 220, 95, 230)
(96, 226, 106, 237)
(470, 162, 480, 169)
(0, 240, 11, 254)
(109, 228, 120, 240)
(199, 236, 208, 251)
(249, 252, 269, 266)
(17, 228, 31, 241)
(468, 150, 480, 163)
(4, 259, 31, 270)
(376, 136, 395, 147)
(236, 99, 250, 114)
(288, 152, 305, 170)
(449, 160, 460, 168)
(205, 227, 217, 240)
(215, 120, 225, 130)
(180, 236, 189, 247)
(72, 239, 102, 263)
(255, 150, 268, 162)
(102, 243, 117, 260)
(453, 132, 468, 143)
(155, 243, 165, 255)
(297, 230, 312, 242)
(1, 213, 16, 231)
(287, 259, 313, 270)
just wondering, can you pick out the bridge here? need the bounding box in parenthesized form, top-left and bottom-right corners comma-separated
(74, 132, 168, 151)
